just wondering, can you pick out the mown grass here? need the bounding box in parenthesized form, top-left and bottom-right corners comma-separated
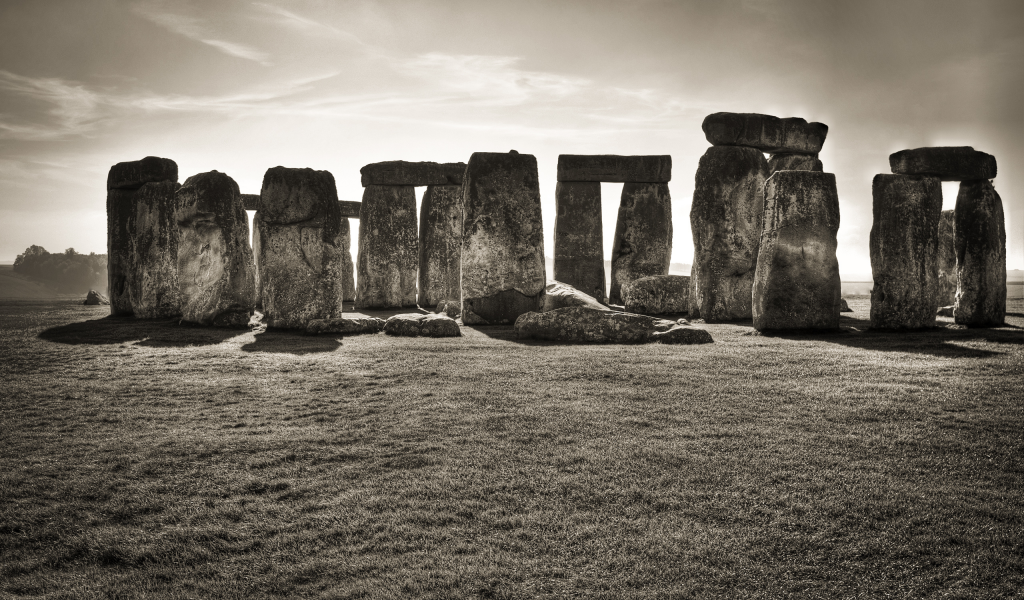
(1, 297, 1022, 599)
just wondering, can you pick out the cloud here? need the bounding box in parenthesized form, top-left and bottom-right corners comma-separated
(252, 2, 371, 50)
(132, 2, 272, 66)
(0, 70, 103, 140)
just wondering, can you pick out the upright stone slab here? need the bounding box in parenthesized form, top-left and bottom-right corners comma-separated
(609, 183, 672, 304)
(768, 153, 823, 174)
(174, 171, 256, 327)
(254, 167, 347, 329)
(753, 171, 841, 331)
(356, 185, 418, 308)
(554, 181, 606, 302)
(702, 113, 828, 154)
(341, 227, 355, 302)
(461, 151, 546, 324)
(936, 210, 957, 306)
(689, 146, 769, 322)
(418, 184, 464, 308)
(106, 156, 178, 316)
(954, 180, 1006, 327)
(889, 147, 997, 181)
(869, 174, 942, 329)
(131, 181, 182, 318)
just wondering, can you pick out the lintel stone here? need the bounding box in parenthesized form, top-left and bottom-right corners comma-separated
(889, 146, 996, 181)
(556, 155, 671, 183)
(360, 161, 466, 187)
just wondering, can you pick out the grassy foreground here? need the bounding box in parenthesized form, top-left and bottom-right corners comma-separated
(1, 298, 1022, 599)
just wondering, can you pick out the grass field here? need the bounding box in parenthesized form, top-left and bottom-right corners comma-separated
(1, 297, 1022, 598)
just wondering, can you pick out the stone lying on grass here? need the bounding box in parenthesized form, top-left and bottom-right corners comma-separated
(937, 305, 954, 317)
(540, 281, 608, 312)
(840, 298, 853, 313)
(436, 300, 461, 319)
(514, 306, 712, 344)
(622, 274, 689, 315)
(305, 317, 385, 335)
(384, 313, 461, 337)
(84, 290, 110, 305)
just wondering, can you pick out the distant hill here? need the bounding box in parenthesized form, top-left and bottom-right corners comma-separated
(0, 265, 82, 300)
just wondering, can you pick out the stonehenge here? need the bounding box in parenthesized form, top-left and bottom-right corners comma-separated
(954, 179, 1006, 327)
(131, 180, 182, 318)
(609, 183, 673, 305)
(356, 184, 418, 308)
(554, 181, 605, 302)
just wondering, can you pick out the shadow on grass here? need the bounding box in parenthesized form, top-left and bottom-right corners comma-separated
(240, 329, 342, 354)
(38, 316, 239, 347)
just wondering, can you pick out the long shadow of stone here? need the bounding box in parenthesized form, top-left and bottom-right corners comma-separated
(38, 316, 238, 347)
(240, 329, 342, 354)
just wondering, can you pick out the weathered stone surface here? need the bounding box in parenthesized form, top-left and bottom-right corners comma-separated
(461, 151, 546, 324)
(954, 179, 1006, 327)
(340, 226, 355, 303)
(338, 200, 361, 218)
(107, 156, 177, 191)
(889, 146, 997, 181)
(384, 313, 461, 337)
(84, 290, 109, 305)
(753, 171, 842, 331)
(840, 298, 853, 312)
(254, 168, 347, 329)
(702, 113, 828, 154)
(937, 305, 954, 317)
(436, 300, 461, 319)
(356, 185, 418, 309)
(107, 188, 138, 316)
(514, 306, 712, 344)
(869, 174, 942, 329)
(174, 171, 256, 327)
(554, 182, 605, 301)
(609, 183, 672, 304)
(131, 181, 182, 318)
(418, 184, 463, 308)
(556, 155, 671, 183)
(360, 161, 466, 187)
(240, 194, 260, 211)
(936, 210, 957, 306)
(690, 146, 769, 322)
(622, 274, 689, 315)
(305, 317, 385, 335)
(540, 281, 609, 312)
(768, 153, 823, 174)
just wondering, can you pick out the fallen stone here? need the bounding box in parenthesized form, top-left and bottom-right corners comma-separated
(937, 305, 954, 317)
(305, 317, 385, 335)
(384, 313, 461, 337)
(240, 194, 260, 211)
(768, 153, 823, 174)
(936, 210, 957, 306)
(338, 200, 361, 218)
(356, 184, 418, 309)
(702, 113, 828, 154)
(556, 155, 671, 183)
(840, 298, 853, 313)
(889, 146, 997, 181)
(107, 156, 178, 191)
(540, 281, 609, 312)
(436, 300, 461, 319)
(418, 184, 464, 308)
(954, 179, 1006, 327)
(514, 306, 712, 344)
(131, 180, 182, 318)
(461, 151, 546, 324)
(622, 274, 689, 315)
(690, 145, 769, 322)
(869, 174, 943, 329)
(609, 183, 672, 304)
(84, 290, 110, 305)
(360, 161, 466, 187)
(175, 170, 256, 327)
(753, 171, 841, 331)
(554, 181, 606, 302)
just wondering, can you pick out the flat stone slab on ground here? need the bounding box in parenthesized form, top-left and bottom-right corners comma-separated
(360, 161, 466, 187)
(515, 306, 712, 344)
(889, 146, 996, 181)
(556, 155, 671, 183)
(623, 274, 689, 315)
(384, 313, 461, 337)
(107, 156, 178, 191)
(702, 113, 828, 155)
(305, 317, 385, 335)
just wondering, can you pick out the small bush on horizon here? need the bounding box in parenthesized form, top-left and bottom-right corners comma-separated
(13, 245, 107, 293)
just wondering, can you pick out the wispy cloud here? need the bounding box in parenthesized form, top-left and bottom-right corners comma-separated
(252, 2, 371, 51)
(133, 2, 272, 65)
(0, 70, 103, 140)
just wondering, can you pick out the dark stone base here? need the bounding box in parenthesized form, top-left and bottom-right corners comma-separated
(463, 289, 542, 325)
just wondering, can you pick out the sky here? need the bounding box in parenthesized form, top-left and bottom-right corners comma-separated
(1, 0, 1022, 277)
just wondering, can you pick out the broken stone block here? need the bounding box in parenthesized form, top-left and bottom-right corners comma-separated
(554, 181, 606, 302)
(753, 171, 842, 331)
(107, 156, 177, 191)
(360, 161, 466, 187)
(954, 179, 1006, 327)
(702, 113, 828, 154)
(174, 170, 256, 327)
(936, 210, 957, 306)
(840, 298, 853, 313)
(889, 146, 997, 181)
(556, 155, 672, 183)
(869, 174, 942, 329)
(418, 184, 463, 309)
(541, 281, 609, 312)
(514, 306, 712, 344)
(622, 274, 689, 315)
(384, 313, 461, 337)
(356, 184, 418, 309)
(609, 183, 672, 304)
(690, 146, 769, 322)
(305, 317, 385, 335)
(461, 151, 546, 324)
(768, 153, 823, 174)
(131, 180, 182, 318)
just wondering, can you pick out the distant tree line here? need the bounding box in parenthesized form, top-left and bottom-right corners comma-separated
(13, 246, 107, 293)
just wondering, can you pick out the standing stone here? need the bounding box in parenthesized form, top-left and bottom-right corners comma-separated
(689, 146, 769, 322)
(175, 171, 256, 327)
(768, 153, 823, 174)
(936, 210, 957, 306)
(869, 174, 942, 329)
(609, 183, 672, 304)
(254, 167, 346, 329)
(340, 222, 355, 302)
(131, 181, 182, 318)
(461, 151, 546, 324)
(954, 180, 1006, 327)
(106, 156, 178, 316)
(554, 181, 606, 302)
(418, 184, 464, 308)
(356, 185, 418, 308)
(753, 171, 841, 331)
